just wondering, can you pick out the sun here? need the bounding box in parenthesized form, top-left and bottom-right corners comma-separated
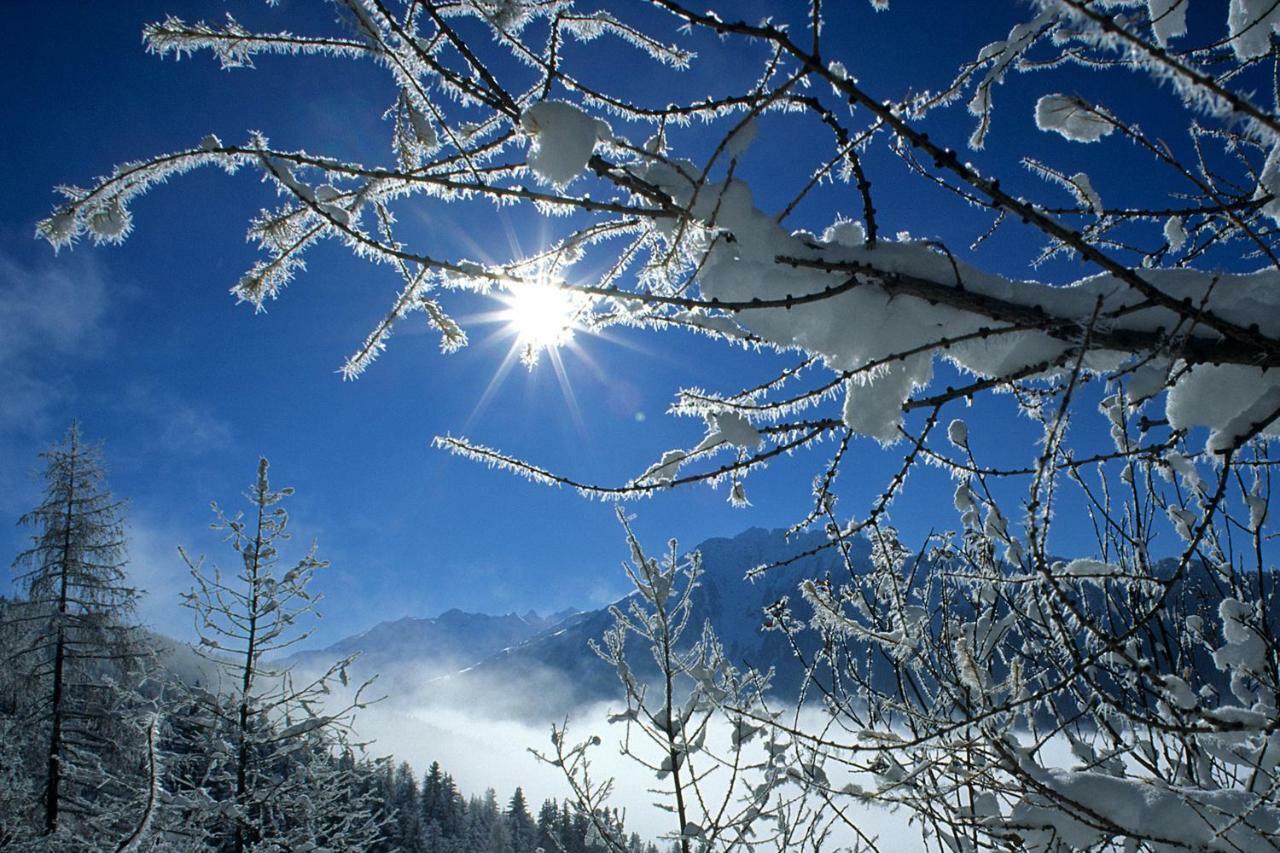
(499, 279, 584, 360)
(465, 274, 605, 428)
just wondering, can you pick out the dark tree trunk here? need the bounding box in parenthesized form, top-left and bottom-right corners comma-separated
(44, 440, 77, 835)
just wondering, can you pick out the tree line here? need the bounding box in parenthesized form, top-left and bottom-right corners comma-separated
(366, 759, 660, 853)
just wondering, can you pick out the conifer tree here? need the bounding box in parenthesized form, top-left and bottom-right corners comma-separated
(505, 787, 533, 853)
(422, 759, 466, 848)
(0, 716, 35, 848)
(534, 799, 558, 853)
(8, 422, 151, 845)
(391, 760, 422, 851)
(174, 457, 381, 851)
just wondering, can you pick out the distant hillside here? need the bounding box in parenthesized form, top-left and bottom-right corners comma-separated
(434, 526, 859, 717)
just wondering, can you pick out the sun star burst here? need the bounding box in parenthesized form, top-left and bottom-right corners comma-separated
(500, 279, 584, 364)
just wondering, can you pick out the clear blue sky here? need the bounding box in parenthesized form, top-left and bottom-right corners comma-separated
(1, 1, 1203, 645)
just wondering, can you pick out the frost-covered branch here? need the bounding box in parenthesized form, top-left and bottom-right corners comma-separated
(40, 1, 1280, 509)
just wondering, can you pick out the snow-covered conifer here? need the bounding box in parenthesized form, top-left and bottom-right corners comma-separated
(171, 458, 383, 851)
(6, 423, 154, 849)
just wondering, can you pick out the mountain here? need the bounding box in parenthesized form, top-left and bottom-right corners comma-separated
(203, 523, 1275, 723)
(433, 526, 861, 717)
(287, 527, 863, 717)
(284, 526, 862, 718)
(283, 606, 580, 687)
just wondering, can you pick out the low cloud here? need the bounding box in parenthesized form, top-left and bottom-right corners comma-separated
(293, 656, 926, 849)
(349, 692, 924, 849)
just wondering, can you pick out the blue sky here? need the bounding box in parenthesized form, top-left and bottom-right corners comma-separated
(1, 1, 1212, 646)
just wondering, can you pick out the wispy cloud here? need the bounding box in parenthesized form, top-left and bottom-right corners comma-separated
(0, 250, 115, 518)
(0, 251, 111, 434)
(118, 383, 234, 456)
(127, 513, 197, 643)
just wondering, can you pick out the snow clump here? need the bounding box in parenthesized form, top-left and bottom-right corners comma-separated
(1228, 0, 1280, 59)
(1035, 95, 1114, 143)
(631, 157, 1280, 452)
(1148, 0, 1188, 46)
(521, 100, 610, 186)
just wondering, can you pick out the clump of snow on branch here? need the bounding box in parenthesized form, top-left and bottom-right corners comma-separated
(1148, 0, 1188, 46)
(521, 101, 610, 186)
(633, 156, 1280, 450)
(1228, 0, 1280, 59)
(1034, 95, 1115, 143)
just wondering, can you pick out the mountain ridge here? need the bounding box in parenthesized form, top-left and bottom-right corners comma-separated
(283, 605, 582, 678)
(282, 526, 864, 717)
